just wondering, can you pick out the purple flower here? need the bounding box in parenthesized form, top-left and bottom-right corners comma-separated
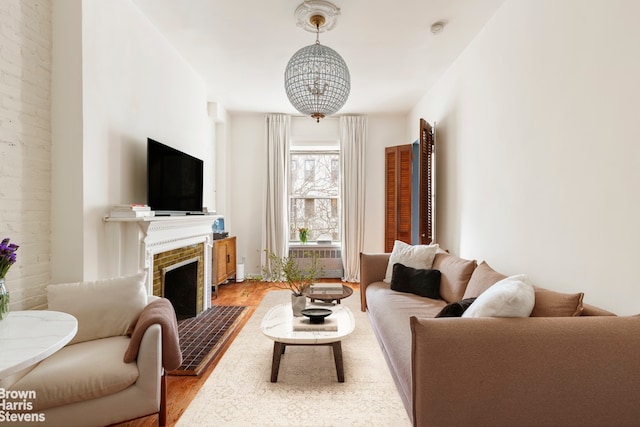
(0, 237, 19, 278)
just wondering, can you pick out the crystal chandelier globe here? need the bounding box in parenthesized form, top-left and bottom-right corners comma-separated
(284, 10, 350, 122)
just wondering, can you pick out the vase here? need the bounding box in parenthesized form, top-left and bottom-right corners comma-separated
(0, 278, 9, 320)
(299, 231, 308, 244)
(291, 293, 306, 317)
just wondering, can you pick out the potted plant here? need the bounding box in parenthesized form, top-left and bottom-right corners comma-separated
(0, 237, 19, 320)
(260, 249, 323, 316)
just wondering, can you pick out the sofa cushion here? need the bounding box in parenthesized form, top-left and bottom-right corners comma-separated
(365, 281, 446, 413)
(10, 336, 139, 410)
(531, 288, 585, 317)
(48, 273, 148, 344)
(432, 253, 477, 303)
(435, 297, 478, 317)
(462, 275, 535, 318)
(463, 261, 507, 299)
(384, 240, 439, 283)
(390, 263, 441, 299)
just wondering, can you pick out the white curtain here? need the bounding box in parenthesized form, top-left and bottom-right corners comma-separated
(340, 115, 367, 282)
(262, 114, 291, 269)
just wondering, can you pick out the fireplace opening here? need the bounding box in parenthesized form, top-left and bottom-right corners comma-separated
(162, 257, 199, 319)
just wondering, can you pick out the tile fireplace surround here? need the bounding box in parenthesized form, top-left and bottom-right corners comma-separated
(104, 215, 219, 315)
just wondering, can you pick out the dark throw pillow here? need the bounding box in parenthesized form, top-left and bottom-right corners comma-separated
(390, 263, 441, 299)
(435, 297, 478, 317)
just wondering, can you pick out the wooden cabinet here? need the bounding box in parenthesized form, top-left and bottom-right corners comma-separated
(212, 236, 236, 294)
(385, 119, 435, 252)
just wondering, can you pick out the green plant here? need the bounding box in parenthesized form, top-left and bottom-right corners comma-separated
(298, 227, 309, 243)
(260, 249, 323, 296)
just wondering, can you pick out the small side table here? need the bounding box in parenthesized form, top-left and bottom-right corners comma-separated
(303, 285, 353, 304)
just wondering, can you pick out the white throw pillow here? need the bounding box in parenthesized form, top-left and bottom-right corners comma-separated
(462, 274, 535, 318)
(48, 273, 148, 344)
(384, 240, 439, 283)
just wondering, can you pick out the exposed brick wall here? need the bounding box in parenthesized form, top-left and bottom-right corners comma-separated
(153, 244, 205, 315)
(0, 1, 52, 310)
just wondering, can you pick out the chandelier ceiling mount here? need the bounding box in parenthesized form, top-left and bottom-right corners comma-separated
(294, 0, 341, 33)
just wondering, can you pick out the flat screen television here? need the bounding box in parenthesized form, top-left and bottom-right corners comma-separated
(147, 138, 204, 214)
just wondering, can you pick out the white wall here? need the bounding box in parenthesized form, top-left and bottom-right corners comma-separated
(227, 113, 267, 274)
(409, 0, 640, 315)
(0, 0, 52, 310)
(51, 0, 212, 283)
(228, 113, 406, 277)
(364, 114, 408, 252)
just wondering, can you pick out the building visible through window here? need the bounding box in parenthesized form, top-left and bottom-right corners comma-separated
(289, 148, 340, 243)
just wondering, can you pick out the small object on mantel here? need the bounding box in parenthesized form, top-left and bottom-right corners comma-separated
(109, 204, 154, 218)
(114, 204, 150, 210)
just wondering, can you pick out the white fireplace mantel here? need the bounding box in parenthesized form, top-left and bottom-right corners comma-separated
(104, 215, 220, 312)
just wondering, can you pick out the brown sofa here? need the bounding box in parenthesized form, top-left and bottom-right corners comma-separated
(360, 251, 640, 427)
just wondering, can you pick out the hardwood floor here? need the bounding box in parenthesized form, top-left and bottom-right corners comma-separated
(112, 279, 359, 427)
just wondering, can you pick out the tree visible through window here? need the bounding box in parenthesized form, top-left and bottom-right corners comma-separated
(289, 149, 340, 242)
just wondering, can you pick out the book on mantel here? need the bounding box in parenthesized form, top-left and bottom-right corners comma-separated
(109, 204, 155, 218)
(293, 317, 338, 332)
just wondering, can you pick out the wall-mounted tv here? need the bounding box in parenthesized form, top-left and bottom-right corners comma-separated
(147, 138, 204, 214)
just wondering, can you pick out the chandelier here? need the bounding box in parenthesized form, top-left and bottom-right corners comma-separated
(284, 1, 350, 122)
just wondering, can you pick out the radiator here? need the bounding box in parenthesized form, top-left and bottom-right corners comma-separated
(289, 246, 343, 279)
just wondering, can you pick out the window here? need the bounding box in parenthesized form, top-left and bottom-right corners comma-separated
(289, 148, 340, 243)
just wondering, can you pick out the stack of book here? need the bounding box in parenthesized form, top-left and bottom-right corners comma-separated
(293, 317, 338, 331)
(109, 204, 155, 218)
(308, 283, 344, 295)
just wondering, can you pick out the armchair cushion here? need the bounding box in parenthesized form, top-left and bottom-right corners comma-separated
(47, 273, 148, 344)
(11, 336, 139, 410)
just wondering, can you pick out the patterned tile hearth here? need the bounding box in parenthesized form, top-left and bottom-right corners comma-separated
(169, 305, 249, 376)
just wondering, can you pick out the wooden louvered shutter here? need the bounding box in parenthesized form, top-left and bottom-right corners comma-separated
(396, 145, 413, 245)
(385, 147, 397, 252)
(385, 144, 413, 252)
(419, 118, 435, 244)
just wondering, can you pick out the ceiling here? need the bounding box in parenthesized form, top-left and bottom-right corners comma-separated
(131, 0, 505, 116)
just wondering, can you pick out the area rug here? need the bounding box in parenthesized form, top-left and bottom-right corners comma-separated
(176, 290, 411, 426)
(169, 305, 249, 376)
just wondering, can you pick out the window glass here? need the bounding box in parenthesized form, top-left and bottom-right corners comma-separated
(289, 150, 340, 242)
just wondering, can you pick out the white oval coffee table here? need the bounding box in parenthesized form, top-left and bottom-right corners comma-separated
(261, 302, 355, 382)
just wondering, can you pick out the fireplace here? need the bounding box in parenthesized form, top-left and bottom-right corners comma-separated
(162, 257, 199, 319)
(104, 215, 219, 315)
(153, 244, 205, 316)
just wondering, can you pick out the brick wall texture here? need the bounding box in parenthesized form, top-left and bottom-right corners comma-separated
(0, 1, 52, 309)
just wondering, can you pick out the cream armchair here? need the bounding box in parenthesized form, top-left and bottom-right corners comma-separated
(9, 273, 169, 427)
